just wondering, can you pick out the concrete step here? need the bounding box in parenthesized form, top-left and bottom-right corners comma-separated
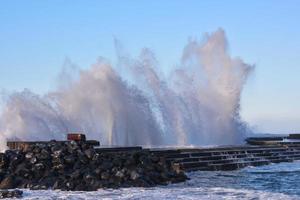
(170, 153, 300, 166)
(95, 146, 143, 153)
(201, 160, 270, 171)
(165, 148, 293, 161)
(153, 145, 300, 172)
(150, 145, 291, 156)
(179, 157, 266, 169)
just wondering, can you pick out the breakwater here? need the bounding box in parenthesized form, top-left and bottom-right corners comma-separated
(0, 141, 187, 194)
(151, 134, 300, 172)
(152, 144, 300, 171)
(1, 134, 300, 198)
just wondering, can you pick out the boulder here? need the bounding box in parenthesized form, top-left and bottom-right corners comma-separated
(0, 176, 16, 189)
(0, 189, 23, 199)
(0, 140, 187, 191)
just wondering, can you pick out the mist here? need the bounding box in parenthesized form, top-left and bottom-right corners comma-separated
(0, 29, 254, 151)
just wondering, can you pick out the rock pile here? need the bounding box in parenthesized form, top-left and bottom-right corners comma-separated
(0, 190, 22, 199)
(0, 141, 187, 191)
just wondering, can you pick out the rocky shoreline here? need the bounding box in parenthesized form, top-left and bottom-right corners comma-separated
(0, 140, 187, 196)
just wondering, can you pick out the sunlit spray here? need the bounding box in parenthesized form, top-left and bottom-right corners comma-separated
(0, 29, 254, 151)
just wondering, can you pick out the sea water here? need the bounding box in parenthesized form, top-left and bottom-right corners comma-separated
(19, 161, 300, 200)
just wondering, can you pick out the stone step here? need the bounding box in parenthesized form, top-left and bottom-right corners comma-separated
(184, 157, 297, 172)
(171, 151, 300, 163)
(268, 158, 293, 163)
(184, 166, 211, 172)
(153, 145, 300, 172)
(188, 148, 287, 156)
(168, 154, 252, 163)
(165, 148, 291, 160)
(179, 157, 266, 169)
(150, 145, 291, 156)
(95, 146, 143, 153)
(206, 160, 271, 171)
(171, 151, 300, 171)
(167, 151, 280, 162)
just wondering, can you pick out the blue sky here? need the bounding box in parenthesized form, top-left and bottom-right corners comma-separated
(0, 0, 299, 133)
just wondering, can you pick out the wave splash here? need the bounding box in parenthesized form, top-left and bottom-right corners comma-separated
(0, 29, 253, 150)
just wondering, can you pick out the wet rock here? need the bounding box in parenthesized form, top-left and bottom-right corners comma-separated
(84, 148, 95, 159)
(64, 155, 75, 164)
(25, 152, 34, 160)
(0, 189, 23, 199)
(53, 179, 63, 190)
(74, 183, 87, 191)
(34, 163, 45, 170)
(77, 152, 88, 164)
(94, 168, 102, 175)
(14, 163, 29, 176)
(130, 170, 140, 180)
(150, 155, 160, 163)
(0, 154, 8, 169)
(101, 161, 113, 170)
(70, 170, 81, 180)
(37, 149, 50, 160)
(0, 176, 16, 189)
(0, 141, 187, 191)
(112, 157, 123, 167)
(83, 172, 94, 182)
(100, 171, 110, 180)
(30, 156, 37, 164)
(115, 170, 125, 179)
(9, 152, 24, 168)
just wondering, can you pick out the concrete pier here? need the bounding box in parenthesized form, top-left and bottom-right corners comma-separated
(150, 144, 300, 171)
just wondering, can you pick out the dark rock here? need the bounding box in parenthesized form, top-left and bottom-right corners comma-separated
(53, 179, 63, 190)
(150, 155, 160, 163)
(101, 161, 113, 171)
(64, 155, 75, 164)
(92, 153, 100, 162)
(30, 156, 37, 164)
(130, 170, 140, 180)
(25, 152, 34, 159)
(115, 170, 125, 179)
(34, 163, 45, 170)
(94, 168, 102, 175)
(14, 163, 29, 176)
(0, 140, 188, 191)
(0, 154, 8, 169)
(77, 152, 88, 164)
(74, 183, 87, 191)
(83, 172, 94, 182)
(31, 184, 47, 190)
(112, 157, 123, 167)
(37, 149, 50, 160)
(9, 153, 24, 168)
(70, 170, 81, 180)
(100, 171, 110, 180)
(0, 176, 16, 189)
(134, 177, 151, 187)
(84, 148, 95, 159)
(65, 181, 75, 190)
(0, 189, 23, 199)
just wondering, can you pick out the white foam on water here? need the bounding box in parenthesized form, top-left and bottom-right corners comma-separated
(19, 185, 299, 200)
(8, 162, 300, 200)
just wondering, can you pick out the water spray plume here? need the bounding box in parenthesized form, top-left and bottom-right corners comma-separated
(0, 29, 254, 150)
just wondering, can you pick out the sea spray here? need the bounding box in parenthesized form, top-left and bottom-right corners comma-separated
(0, 29, 254, 150)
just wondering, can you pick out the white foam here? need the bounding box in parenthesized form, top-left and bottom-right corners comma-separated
(20, 185, 298, 200)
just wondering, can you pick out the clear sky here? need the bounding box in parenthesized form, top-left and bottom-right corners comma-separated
(0, 0, 299, 134)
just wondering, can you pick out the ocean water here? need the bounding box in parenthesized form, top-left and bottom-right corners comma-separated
(19, 161, 300, 200)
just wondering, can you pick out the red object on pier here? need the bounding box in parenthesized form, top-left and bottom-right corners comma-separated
(67, 133, 86, 141)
